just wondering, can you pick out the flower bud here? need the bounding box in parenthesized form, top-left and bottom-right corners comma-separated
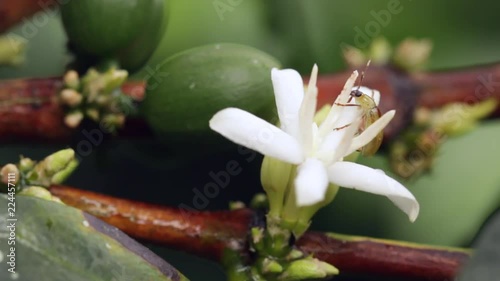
(342, 44, 366, 68)
(279, 257, 339, 280)
(102, 114, 126, 131)
(259, 258, 283, 274)
(19, 157, 35, 172)
(101, 69, 128, 94)
(63, 70, 80, 89)
(86, 108, 100, 121)
(1, 164, 19, 184)
(370, 37, 392, 65)
(28, 149, 78, 187)
(43, 149, 77, 175)
(64, 111, 84, 128)
(60, 89, 83, 107)
(394, 38, 432, 72)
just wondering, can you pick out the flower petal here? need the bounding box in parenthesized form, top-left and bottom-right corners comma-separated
(271, 68, 304, 139)
(299, 64, 319, 156)
(344, 110, 395, 156)
(295, 158, 329, 206)
(318, 71, 359, 137)
(328, 161, 419, 222)
(336, 71, 359, 104)
(317, 117, 360, 164)
(210, 108, 303, 164)
(330, 106, 362, 129)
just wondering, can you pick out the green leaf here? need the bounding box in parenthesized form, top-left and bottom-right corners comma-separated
(0, 195, 188, 281)
(458, 209, 500, 281)
(315, 121, 500, 246)
(374, 121, 500, 246)
(136, 0, 274, 75)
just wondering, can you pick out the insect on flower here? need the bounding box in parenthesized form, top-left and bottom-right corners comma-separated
(335, 61, 383, 156)
(210, 64, 419, 221)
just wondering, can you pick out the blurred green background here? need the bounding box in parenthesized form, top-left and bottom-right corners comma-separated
(1, 0, 500, 280)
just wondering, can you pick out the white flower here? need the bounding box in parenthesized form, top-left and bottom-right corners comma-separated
(209, 65, 419, 222)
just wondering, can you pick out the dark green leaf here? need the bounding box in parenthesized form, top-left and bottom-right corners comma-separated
(458, 209, 500, 281)
(0, 195, 188, 281)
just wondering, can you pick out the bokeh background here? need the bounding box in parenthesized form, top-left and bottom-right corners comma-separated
(1, 0, 500, 279)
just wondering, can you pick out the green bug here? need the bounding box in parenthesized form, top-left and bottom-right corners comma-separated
(335, 63, 383, 156)
(348, 86, 383, 156)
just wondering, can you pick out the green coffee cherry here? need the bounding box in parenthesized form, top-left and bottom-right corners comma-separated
(61, 0, 169, 71)
(140, 43, 280, 154)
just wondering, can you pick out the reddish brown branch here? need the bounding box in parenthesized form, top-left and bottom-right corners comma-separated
(315, 64, 500, 109)
(314, 66, 419, 138)
(49, 185, 470, 281)
(49, 184, 251, 261)
(2, 63, 500, 142)
(0, 77, 68, 140)
(0, 77, 146, 141)
(314, 64, 500, 138)
(415, 64, 500, 108)
(297, 233, 468, 281)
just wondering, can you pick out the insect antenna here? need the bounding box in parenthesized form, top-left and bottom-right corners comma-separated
(357, 59, 371, 90)
(349, 60, 371, 102)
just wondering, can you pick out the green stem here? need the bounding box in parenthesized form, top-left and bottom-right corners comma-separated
(95, 58, 121, 72)
(265, 216, 292, 258)
(296, 184, 340, 235)
(280, 166, 299, 230)
(223, 249, 253, 281)
(261, 157, 293, 218)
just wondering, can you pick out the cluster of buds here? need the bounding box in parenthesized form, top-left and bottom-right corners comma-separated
(247, 225, 339, 280)
(60, 68, 134, 132)
(0, 149, 78, 192)
(390, 98, 498, 178)
(240, 214, 339, 280)
(342, 37, 433, 72)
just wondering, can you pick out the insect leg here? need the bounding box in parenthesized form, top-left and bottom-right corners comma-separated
(333, 123, 352, 130)
(334, 103, 360, 107)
